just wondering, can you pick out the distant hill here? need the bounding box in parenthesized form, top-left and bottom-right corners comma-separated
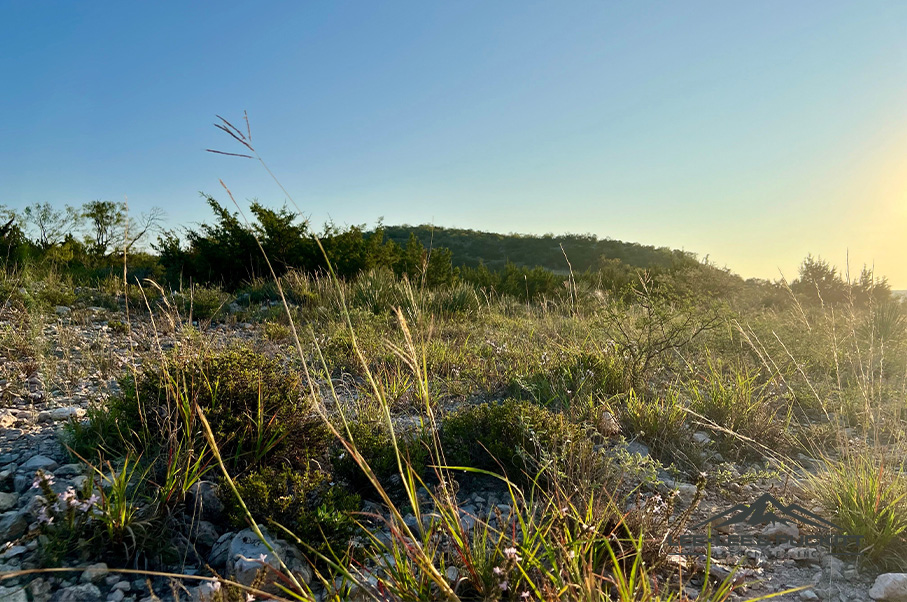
(380, 225, 697, 273)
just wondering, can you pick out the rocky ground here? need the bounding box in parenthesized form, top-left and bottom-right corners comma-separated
(0, 303, 902, 601)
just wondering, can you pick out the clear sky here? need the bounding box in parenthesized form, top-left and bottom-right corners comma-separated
(2, 2, 906, 285)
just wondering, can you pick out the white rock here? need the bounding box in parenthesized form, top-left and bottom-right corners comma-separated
(0, 585, 27, 602)
(226, 527, 312, 591)
(625, 441, 650, 457)
(675, 483, 698, 503)
(0, 412, 15, 429)
(0, 511, 27, 541)
(27, 578, 51, 602)
(762, 521, 799, 539)
(107, 589, 125, 602)
(0, 546, 26, 560)
(81, 562, 109, 583)
(692, 431, 712, 445)
(39, 407, 86, 422)
(52, 584, 102, 602)
(186, 481, 224, 521)
(20, 455, 59, 473)
(193, 582, 223, 602)
(870, 573, 907, 601)
(0, 492, 18, 512)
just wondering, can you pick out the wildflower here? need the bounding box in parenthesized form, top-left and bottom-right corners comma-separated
(31, 472, 53, 489)
(499, 581, 509, 591)
(521, 592, 531, 600)
(55, 488, 78, 512)
(258, 553, 268, 563)
(79, 494, 100, 512)
(493, 567, 503, 576)
(503, 547, 521, 561)
(37, 506, 53, 525)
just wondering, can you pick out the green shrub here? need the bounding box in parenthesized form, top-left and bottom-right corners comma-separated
(351, 268, 413, 315)
(440, 399, 588, 482)
(614, 389, 704, 471)
(332, 420, 430, 494)
(509, 350, 629, 408)
(427, 283, 480, 317)
(688, 359, 790, 460)
(35, 274, 76, 308)
(180, 285, 231, 320)
(241, 277, 281, 304)
(107, 319, 129, 334)
(66, 346, 310, 472)
(263, 320, 291, 341)
(229, 466, 361, 556)
(808, 453, 907, 570)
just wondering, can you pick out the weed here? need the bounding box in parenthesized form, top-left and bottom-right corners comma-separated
(807, 452, 907, 570)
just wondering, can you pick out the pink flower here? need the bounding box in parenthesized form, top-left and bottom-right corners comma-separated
(79, 495, 100, 512)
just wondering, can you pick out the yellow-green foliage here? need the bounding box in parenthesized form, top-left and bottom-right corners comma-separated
(439, 399, 600, 483)
(808, 453, 907, 570)
(229, 466, 361, 555)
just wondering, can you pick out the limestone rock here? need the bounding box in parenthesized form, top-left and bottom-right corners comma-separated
(80, 562, 109, 583)
(870, 573, 907, 601)
(20, 455, 59, 473)
(0, 511, 27, 541)
(50, 584, 102, 602)
(186, 481, 224, 521)
(0, 586, 27, 602)
(762, 521, 799, 540)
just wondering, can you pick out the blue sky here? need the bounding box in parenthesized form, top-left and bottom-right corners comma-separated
(2, 2, 906, 284)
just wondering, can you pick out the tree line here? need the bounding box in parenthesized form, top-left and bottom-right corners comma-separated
(0, 198, 894, 308)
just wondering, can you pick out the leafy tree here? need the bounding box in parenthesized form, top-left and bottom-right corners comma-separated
(83, 200, 125, 255)
(0, 206, 27, 266)
(158, 197, 438, 289)
(22, 202, 81, 250)
(82, 200, 163, 257)
(791, 255, 847, 305)
(853, 265, 891, 307)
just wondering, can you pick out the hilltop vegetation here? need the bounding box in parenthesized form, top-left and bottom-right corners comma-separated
(4, 198, 891, 310)
(381, 224, 696, 272)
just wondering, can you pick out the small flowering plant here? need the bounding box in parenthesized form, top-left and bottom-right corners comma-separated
(32, 469, 101, 561)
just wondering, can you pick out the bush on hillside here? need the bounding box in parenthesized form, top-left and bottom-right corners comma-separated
(440, 399, 588, 481)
